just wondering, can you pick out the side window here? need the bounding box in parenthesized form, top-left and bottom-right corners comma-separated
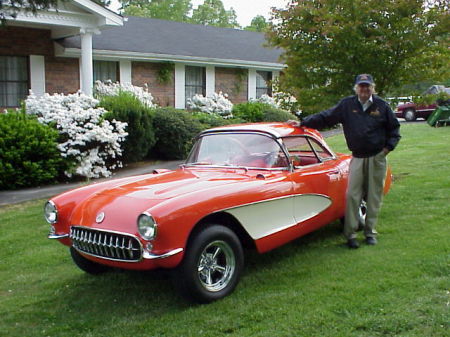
(0, 56, 28, 108)
(283, 136, 332, 167)
(93, 60, 118, 83)
(309, 138, 333, 160)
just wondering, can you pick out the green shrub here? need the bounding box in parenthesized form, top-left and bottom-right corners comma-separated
(262, 106, 297, 122)
(232, 102, 266, 122)
(151, 108, 204, 160)
(232, 101, 297, 123)
(190, 111, 245, 128)
(0, 112, 69, 190)
(100, 91, 156, 163)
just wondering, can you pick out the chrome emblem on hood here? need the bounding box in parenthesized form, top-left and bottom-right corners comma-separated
(96, 212, 105, 223)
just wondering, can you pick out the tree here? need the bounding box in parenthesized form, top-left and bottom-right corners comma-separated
(0, 0, 57, 22)
(268, 0, 450, 114)
(191, 0, 240, 28)
(245, 15, 268, 32)
(120, 0, 192, 22)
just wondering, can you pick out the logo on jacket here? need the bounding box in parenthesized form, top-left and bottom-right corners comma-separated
(96, 212, 105, 223)
(370, 108, 381, 117)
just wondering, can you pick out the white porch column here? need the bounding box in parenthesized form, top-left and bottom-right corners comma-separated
(119, 60, 132, 84)
(175, 63, 185, 109)
(206, 65, 215, 97)
(248, 69, 257, 100)
(80, 28, 94, 96)
(29, 55, 45, 96)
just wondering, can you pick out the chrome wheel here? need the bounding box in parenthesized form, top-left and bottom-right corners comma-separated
(198, 240, 235, 292)
(173, 225, 243, 303)
(404, 109, 416, 121)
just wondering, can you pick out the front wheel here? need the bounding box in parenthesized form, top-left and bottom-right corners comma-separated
(173, 225, 244, 303)
(404, 109, 416, 121)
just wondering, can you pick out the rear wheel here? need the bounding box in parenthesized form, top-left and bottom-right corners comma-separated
(70, 247, 109, 275)
(404, 109, 416, 121)
(173, 225, 244, 303)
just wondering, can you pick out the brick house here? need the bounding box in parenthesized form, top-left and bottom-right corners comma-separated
(1, 0, 284, 110)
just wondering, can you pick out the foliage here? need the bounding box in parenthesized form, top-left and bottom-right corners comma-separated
(244, 15, 268, 32)
(1, 124, 448, 337)
(151, 107, 204, 159)
(268, 0, 450, 115)
(233, 101, 298, 123)
(94, 80, 156, 108)
(120, 0, 192, 22)
(156, 62, 175, 84)
(0, 112, 68, 190)
(262, 106, 297, 123)
(232, 102, 266, 122)
(0, 0, 57, 22)
(25, 91, 128, 179)
(190, 0, 240, 28)
(187, 91, 233, 118)
(99, 92, 156, 163)
(190, 111, 245, 128)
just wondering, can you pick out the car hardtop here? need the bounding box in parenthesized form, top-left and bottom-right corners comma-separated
(199, 122, 323, 140)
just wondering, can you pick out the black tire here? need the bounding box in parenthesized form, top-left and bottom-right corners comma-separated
(70, 247, 109, 275)
(173, 225, 244, 304)
(403, 109, 416, 121)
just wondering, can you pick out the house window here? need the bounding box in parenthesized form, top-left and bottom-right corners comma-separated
(0, 56, 28, 107)
(185, 66, 206, 104)
(256, 71, 272, 98)
(93, 60, 118, 83)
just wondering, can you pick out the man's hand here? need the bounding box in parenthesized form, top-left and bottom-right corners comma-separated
(287, 120, 301, 127)
(383, 147, 390, 155)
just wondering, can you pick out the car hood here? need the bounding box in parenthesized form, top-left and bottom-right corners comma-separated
(97, 168, 252, 200)
(70, 168, 287, 232)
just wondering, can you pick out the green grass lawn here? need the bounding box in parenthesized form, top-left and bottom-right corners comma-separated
(0, 123, 448, 337)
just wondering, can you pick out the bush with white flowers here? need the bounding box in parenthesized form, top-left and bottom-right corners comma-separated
(250, 94, 279, 108)
(25, 91, 128, 179)
(95, 80, 156, 108)
(187, 92, 233, 118)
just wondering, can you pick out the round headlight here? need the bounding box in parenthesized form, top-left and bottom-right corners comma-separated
(44, 201, 58, 224)
(138, 213, 158, 240)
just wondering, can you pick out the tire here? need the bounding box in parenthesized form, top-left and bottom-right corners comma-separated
(403, 109, 416, 121)
(173, 225, 244, 303)
(70, 247, 109, 275)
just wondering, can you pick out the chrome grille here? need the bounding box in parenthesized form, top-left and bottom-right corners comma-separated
(70, 226, 142, 262)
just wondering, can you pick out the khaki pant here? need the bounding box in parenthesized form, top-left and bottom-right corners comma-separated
(344, 151, 387, 240)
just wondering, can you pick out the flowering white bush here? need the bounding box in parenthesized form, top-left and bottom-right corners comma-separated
(250, 94, 279, 108)
(95, 80, 156, 108)
(187, 92, 233, 118)
(25, 91, 128, 179)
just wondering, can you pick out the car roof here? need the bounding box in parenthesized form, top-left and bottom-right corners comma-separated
(201, 122, 323, 139)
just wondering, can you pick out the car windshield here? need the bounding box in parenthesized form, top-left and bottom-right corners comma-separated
(186, 133, 289, 169)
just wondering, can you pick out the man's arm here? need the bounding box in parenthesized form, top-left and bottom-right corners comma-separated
(300, 102, 343, 130)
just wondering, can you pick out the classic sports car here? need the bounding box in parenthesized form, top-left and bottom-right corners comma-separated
(46, 122, 392, 303)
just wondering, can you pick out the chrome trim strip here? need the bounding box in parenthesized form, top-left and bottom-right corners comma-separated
(142, 248, 184, 260)
(48, 233, 69, 239)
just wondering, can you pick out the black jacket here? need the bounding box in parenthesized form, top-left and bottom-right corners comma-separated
(301, 95, 401, 158)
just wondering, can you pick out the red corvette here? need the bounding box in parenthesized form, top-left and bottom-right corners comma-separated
(46, 122, 392, 303)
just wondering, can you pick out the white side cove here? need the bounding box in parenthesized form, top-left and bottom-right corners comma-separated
(225, 194, 332, 240)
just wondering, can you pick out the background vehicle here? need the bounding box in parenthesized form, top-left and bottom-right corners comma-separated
(395, 85, 450, 121)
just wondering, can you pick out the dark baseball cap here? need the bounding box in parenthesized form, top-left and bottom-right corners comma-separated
(355, 74, 374, 85)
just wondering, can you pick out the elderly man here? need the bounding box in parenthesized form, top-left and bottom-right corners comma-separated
(293, 74, 401, 248)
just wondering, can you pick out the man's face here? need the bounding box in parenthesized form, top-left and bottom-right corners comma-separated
(356, 83, 373, 102)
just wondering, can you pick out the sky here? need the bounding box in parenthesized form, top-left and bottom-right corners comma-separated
(109, 0, 289, 27)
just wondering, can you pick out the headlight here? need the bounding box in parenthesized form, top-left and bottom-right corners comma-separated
(137, 213, 158, 240)
(44, 201, 58, 224)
